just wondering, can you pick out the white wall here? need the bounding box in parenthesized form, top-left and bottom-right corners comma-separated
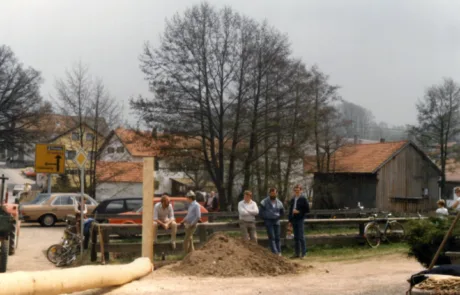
(99, 136, 136, 162)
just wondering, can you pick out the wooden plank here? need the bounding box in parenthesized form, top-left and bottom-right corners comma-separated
(142, 157, 154, 263)
(95, 234, 363, 254)
(87, 208, 381, 220)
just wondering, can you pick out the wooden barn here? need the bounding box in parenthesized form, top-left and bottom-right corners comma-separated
(311, 141, 441, 213)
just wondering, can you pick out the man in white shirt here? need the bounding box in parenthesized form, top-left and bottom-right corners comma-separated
(153, 195, 177, 249)
(238, 190, 259, 242)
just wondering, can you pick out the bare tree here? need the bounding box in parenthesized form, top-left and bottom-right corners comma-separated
(410, 78, 460, 197)
(0, 45, 45, 153)
(54, 62, 120, 195)
(339, 100, 374, 139)
(132, 3, 297, 209)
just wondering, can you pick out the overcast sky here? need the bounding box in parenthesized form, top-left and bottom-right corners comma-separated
(2, 0, 460, 126)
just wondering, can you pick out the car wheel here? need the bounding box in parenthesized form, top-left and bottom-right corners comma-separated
(40, 214, 56, 227)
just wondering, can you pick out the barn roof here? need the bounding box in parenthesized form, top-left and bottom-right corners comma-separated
(96, 161, 143, 183)
(308, 140, 440, 174)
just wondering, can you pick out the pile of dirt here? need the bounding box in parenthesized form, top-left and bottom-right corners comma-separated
(173, 233, 306, 277)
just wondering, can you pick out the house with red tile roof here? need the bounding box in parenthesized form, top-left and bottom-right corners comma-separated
(311, 140, 441, 213)
(95, 128, 206, 200)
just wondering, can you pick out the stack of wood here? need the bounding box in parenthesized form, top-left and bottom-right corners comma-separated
(412, 275, 460, 295)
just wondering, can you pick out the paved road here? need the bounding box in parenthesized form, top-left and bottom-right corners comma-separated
(0, 161, 34, 186)
(8, 224, 63, 272)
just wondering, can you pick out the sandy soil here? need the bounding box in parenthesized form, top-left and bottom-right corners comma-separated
(8, 224, 64, 272)
(79, 254, 423, 295)
(8, 226, 423, 295)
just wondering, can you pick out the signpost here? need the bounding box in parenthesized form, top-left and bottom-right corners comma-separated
(35, 144, 66, 193)
(74, 148, 87, 260)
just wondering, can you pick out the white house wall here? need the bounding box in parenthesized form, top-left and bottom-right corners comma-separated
(100, 136, 136, 162)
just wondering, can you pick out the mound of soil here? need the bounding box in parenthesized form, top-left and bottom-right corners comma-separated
(173, 233, 305, 277)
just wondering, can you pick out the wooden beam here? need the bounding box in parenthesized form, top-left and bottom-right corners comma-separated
(142, 157, 154, 263)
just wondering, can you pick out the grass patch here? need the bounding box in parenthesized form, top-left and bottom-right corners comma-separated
(297, 242, 409, 263)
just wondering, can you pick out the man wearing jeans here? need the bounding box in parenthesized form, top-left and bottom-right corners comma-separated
(238, 190, 259, 242)
(260, 188, 284, 255)
(288, 184, 310, 259)
(180, 191, 201, 254)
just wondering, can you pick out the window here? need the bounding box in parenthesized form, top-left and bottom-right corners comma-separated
(105, 200, 125, 213)
(107, 147, 115, 154)
(116, 146, 125, 153)
(72, 132, 80, 141)
(74, 196, 94, 205)
(67, 150, 76, 160)
(173, 201, 187, 211)
(86, 133, 94, 141)
(52, 196, 74, 206)
(126, 199, 143, 211)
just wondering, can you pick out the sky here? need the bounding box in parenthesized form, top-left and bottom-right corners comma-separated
(2, 0, 460, 126)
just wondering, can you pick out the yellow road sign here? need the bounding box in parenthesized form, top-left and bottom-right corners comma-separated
(35, 144, 66, 174)
(74, 149, 88, 169)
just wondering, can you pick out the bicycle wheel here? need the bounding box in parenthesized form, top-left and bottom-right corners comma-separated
(46, 244, 64, 264)
(384, 222, 405, 243)
(364, 223, 381, 248)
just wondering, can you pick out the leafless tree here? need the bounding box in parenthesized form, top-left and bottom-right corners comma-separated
(410, 78, 460, 197)
(0, 45, 45, 154)
(339, 100, 374, 139)
(53, 62, 120, 196)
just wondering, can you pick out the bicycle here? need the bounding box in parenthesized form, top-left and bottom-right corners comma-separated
(363, 212, 405, 248)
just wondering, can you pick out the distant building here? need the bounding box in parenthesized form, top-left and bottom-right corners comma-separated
(96, 128, 207, 200)
(311, 140, 441, 213)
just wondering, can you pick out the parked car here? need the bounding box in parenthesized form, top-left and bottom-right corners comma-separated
(22, 167, 36, 178)
(20, 193, 98, 227)
(92, 197, 143, 222)
(108, 197, 208, 224)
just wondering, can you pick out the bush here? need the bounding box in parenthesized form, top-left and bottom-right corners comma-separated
(405, 217, 460, 267)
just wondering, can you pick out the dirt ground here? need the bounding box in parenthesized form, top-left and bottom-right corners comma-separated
(77, 254, 422, 295)
(10, 226, 423, 295)
(8, 224, 64, 272)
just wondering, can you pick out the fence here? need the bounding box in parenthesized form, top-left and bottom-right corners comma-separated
(87, 215, 422, 264)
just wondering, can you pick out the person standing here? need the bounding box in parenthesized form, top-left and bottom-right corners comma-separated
(153, 195, 177, 249)
(205, 191, 219, 212)
(288, 184, 310, 259)
(436, 199, 449, 216)
(238, 190, 259, 243)
(260, 188, 284, 255)
(180, 191, 201, 254)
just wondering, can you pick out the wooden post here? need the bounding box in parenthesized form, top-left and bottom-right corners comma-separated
(90, 224, 97, 262)
(198, 225, 207, 244)
(142, 157, 154, 263)
(359, 223, 365, 236)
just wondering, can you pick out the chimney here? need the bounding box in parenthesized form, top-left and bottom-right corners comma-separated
(380, 138, 385, 143)
(353, 135, 358, 145)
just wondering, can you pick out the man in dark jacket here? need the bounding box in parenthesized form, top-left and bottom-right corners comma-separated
(288, 184, 310, 259)
(260, 188, 285, 255)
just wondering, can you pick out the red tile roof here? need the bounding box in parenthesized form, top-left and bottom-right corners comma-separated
(96, 161, 143, 183)
(308, 141, 409, 173)
(114, 128, 201, 157)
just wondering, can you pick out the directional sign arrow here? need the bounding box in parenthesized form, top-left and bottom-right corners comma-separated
(56, 155, 61, 172)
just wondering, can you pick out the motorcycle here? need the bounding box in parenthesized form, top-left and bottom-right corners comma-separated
(46, 221, 82, 267)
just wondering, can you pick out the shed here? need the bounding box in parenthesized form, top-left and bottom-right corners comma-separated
(312, 141, 441, 213)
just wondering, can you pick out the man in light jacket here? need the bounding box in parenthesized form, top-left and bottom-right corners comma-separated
(238, 190, 259, 243)
(180, 191, 201, 254)
(259, 188, 285, 255)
